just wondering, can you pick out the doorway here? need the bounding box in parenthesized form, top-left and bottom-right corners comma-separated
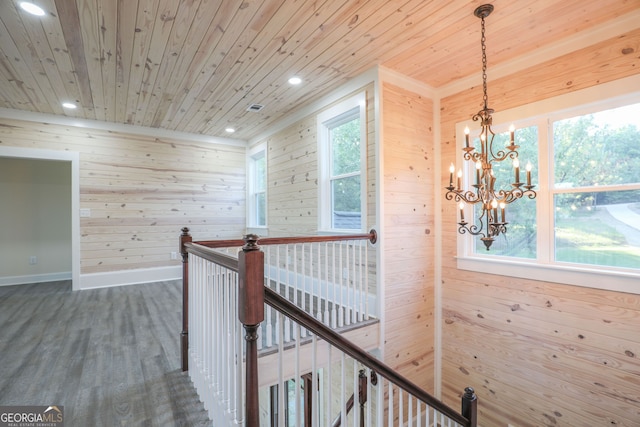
(0, 147, 80, 290)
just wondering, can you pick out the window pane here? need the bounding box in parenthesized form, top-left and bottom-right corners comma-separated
(255, 154, 266, 192)
(332, 175, 361, 229)
(554, 190, 640, 270)
(255, 192, 265, 226)
(554, 103, 640, 188)
(472, 125, 538, 258)
(331, 117, 361, 176)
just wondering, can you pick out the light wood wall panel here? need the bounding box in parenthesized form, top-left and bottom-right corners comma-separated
(439, 30, 640, 426)
(0, 118, 246, 275)
(255, 85, 377, 237)
(381, 82, 435, 392)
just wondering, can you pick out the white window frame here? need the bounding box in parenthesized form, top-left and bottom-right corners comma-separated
(247, 143, 267, 229)
(453, 76, 640, 294)
(317, 92, 367, 232)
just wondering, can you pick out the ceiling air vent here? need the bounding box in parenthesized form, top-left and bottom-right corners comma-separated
(246, 103, 264, 112)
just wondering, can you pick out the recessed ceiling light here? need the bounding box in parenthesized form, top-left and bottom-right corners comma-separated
(62, 102, 77, 109)
(19, 2, 45, 16)
(225, 127, 235, 133)
(288, 76, 302, 85)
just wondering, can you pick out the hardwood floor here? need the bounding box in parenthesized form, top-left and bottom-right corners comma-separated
(0, 280, 211, 426)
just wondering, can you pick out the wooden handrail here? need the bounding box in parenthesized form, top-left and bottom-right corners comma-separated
(264, 286, 472, 426)
(183, 242, 240, 271)
(192, 229, 377, 249)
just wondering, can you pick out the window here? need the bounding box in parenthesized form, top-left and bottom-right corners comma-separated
(551, 104, 640, 269)
(456, 84, 640, 293)
(248, 145, 266, 228)
(318, 93, 366, 232)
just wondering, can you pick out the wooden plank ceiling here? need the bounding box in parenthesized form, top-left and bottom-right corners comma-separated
(0, 0, 637, 141)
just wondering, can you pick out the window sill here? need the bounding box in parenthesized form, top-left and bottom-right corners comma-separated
(456, 256, 639, 295)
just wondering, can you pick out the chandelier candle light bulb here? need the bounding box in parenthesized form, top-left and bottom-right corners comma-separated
(449, 163, 455, 187)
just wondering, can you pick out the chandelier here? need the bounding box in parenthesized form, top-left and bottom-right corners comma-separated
(445, 4, 536, 251)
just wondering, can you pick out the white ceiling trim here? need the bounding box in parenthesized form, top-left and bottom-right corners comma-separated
(0, 108, 247, 148)
(378, 66, 436, 98)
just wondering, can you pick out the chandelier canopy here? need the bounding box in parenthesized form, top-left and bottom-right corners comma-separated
(445, 4, 536, 251)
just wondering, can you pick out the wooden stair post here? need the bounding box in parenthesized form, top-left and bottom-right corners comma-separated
(358, 369, 368, 427)
(462, 386, 478, 427)
(179, 227, 192, 372)
(238, 234, 264, 426)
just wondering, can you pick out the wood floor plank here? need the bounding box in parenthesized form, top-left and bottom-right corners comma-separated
(0, 280, 211, 426)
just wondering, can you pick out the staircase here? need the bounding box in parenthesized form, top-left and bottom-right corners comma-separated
(178, 229, 477, 426)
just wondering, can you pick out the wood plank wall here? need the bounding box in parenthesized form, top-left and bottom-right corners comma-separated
(255, 77, 438, 400)
(0, 118, 246, 275)
(251, 84, 379, 304)
(381, 82, 435, 392)
(439, 30, 640, 426)
(254, 85, 376, 238)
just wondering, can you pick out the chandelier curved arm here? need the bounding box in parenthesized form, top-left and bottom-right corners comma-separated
(495, 187, 537, 204)
(490, 144, 519, 164)
(445, 189, 486, 205)
(458, 220, 485, 237)
(463, 149, 482, 163)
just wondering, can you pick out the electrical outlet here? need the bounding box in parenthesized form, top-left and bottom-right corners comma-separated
(171, 251, 178, 260)
(29, 256, 37, 265)
(80, 208, 91, 217)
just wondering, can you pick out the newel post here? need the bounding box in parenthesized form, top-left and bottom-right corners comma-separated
(461, 387, 478, 427)
(179, 227, 192, 372)
(238, 234, 264, 427)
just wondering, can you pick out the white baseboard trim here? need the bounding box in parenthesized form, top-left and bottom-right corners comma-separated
(0, 272, 72, 287)
(80, 265, 182, 290)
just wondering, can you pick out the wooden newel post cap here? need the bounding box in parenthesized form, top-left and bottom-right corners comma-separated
(463, 387, 476, 401)
(242, 234, 260, 251)
(179, 228, 192, 261)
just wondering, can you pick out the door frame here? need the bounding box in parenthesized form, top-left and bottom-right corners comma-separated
(0, 146, 81, 290)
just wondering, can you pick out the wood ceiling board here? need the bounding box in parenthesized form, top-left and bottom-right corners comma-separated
(0, 0, 638, 141)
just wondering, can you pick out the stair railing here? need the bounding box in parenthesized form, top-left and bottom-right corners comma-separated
(179, 228, 477, 426)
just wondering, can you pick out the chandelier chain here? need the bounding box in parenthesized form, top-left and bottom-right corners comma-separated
(480, 16, 488, 111)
